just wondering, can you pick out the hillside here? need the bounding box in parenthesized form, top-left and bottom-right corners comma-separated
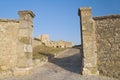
(33, 44, 66, 60)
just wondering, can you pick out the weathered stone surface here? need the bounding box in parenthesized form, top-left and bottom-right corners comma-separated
(33, 57, 48, 67)
(78, 7, 99, 75)
(38, 34, 49, 44)
(0, 70, 13, 78)
(13, 67, 33, 76)
(36, 34, 73, 48)
(79, 7, 120, 79)
(94, 15, 120, 79)
(16, 10, 35, 71)
(0, 10, 35, 78)
(0, 21, 18, 71)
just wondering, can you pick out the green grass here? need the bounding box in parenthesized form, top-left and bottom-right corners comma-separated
(33, 45, 66, 59)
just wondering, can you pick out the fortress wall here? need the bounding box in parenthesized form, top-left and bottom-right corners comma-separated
(38, 34, 49, 43)
(33, 39, 42, 48)
(64, 42, 73, 48)
(0, 11, 35, 77)
(79, 7, 120, 79)
(0, 20, 19, 71)
(94, 16, 120, 79)
(36, 35, 73, 48)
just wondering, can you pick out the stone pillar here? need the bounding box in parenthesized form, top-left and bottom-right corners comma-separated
(78, 7, 99, 75)
(14, 11, 35, 76)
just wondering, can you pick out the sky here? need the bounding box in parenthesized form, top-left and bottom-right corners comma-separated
(0, 0, 120, 45)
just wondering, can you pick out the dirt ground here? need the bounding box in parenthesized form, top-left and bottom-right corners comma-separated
(0, 48, 118, 80)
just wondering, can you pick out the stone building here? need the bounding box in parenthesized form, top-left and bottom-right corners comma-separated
(48, 40, 73, 48)
(78, 7, 120, 79)
(37, 34, 49, 45)
(0, 10, 35, 77)
(35, 34, 73, 48)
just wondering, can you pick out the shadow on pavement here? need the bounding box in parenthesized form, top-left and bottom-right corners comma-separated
(48, 49, 83, 74)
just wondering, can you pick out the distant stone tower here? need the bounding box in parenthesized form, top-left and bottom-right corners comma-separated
(78, 7, 99, 75)
(14, 11, 35, 75)
(38, 34, 49, 45)
(41, 34, 49, 43)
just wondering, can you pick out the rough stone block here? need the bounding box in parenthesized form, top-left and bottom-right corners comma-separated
(13, 67, 33, 76)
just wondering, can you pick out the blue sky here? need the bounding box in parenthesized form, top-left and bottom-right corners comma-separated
(0, 0, 120, 45)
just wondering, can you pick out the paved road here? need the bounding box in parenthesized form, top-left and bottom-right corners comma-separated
(1, 48, 118, 80)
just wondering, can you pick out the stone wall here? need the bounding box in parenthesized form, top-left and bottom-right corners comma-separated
(33, 38, 42, 48)
(40, 40, 73, 48)
(0, 10, 35, 77)
(36, 34, 73, 48)
(0, 19, 19, 69)
(0, 19, 19, 77)
(78, 7, 120, 79)
(94, 15, 120, 79)
(78, 7, 99, 75)
(37, 34, 49, 45)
